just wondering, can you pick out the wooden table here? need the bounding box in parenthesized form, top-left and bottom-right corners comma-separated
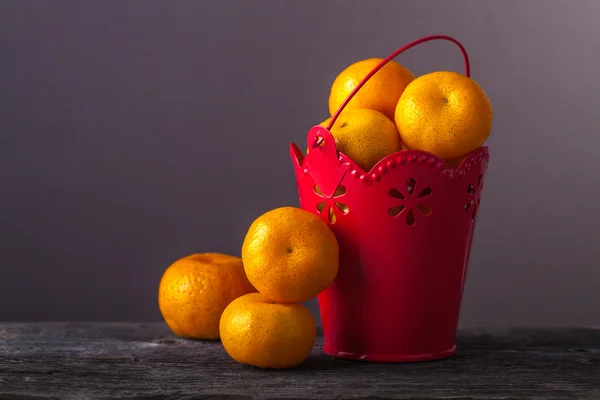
(0, 323, 599, 399)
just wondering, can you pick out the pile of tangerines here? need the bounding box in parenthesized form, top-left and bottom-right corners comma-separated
(158, 207, 338, 369)
(158, 54, 493, 369)
(321, 58, 492, 172)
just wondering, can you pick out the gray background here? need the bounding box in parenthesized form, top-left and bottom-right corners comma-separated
(2, 0, 599, 326)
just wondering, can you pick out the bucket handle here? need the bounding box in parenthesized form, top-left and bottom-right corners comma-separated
(314, 34, 470, 148)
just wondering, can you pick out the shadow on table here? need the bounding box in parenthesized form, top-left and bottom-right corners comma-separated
(298, 354, 359, 371)
(292, 351, 474, 372)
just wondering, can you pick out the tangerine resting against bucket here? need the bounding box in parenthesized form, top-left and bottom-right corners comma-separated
(289, 35, 489, 362)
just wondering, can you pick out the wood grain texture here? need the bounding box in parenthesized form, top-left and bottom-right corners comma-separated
(0, 323, 599, 399)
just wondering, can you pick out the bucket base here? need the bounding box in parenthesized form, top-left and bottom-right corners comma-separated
(323, 344, 456, 363)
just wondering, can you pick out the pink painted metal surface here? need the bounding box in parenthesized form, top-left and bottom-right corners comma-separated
(289, 35, 490, 362)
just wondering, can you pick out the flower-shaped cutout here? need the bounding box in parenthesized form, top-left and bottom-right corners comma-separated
(315, 184, 349, 224)
(464, 174, 483, 219)
(388, 178, 433, 226)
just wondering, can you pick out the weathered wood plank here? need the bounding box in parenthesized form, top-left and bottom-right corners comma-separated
(0, 323, 599, 399)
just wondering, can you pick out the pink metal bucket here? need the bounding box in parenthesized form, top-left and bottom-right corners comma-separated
(289, 35, 489, 362)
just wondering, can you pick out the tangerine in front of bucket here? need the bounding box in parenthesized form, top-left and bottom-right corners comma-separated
(157, 35, 493, 368)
